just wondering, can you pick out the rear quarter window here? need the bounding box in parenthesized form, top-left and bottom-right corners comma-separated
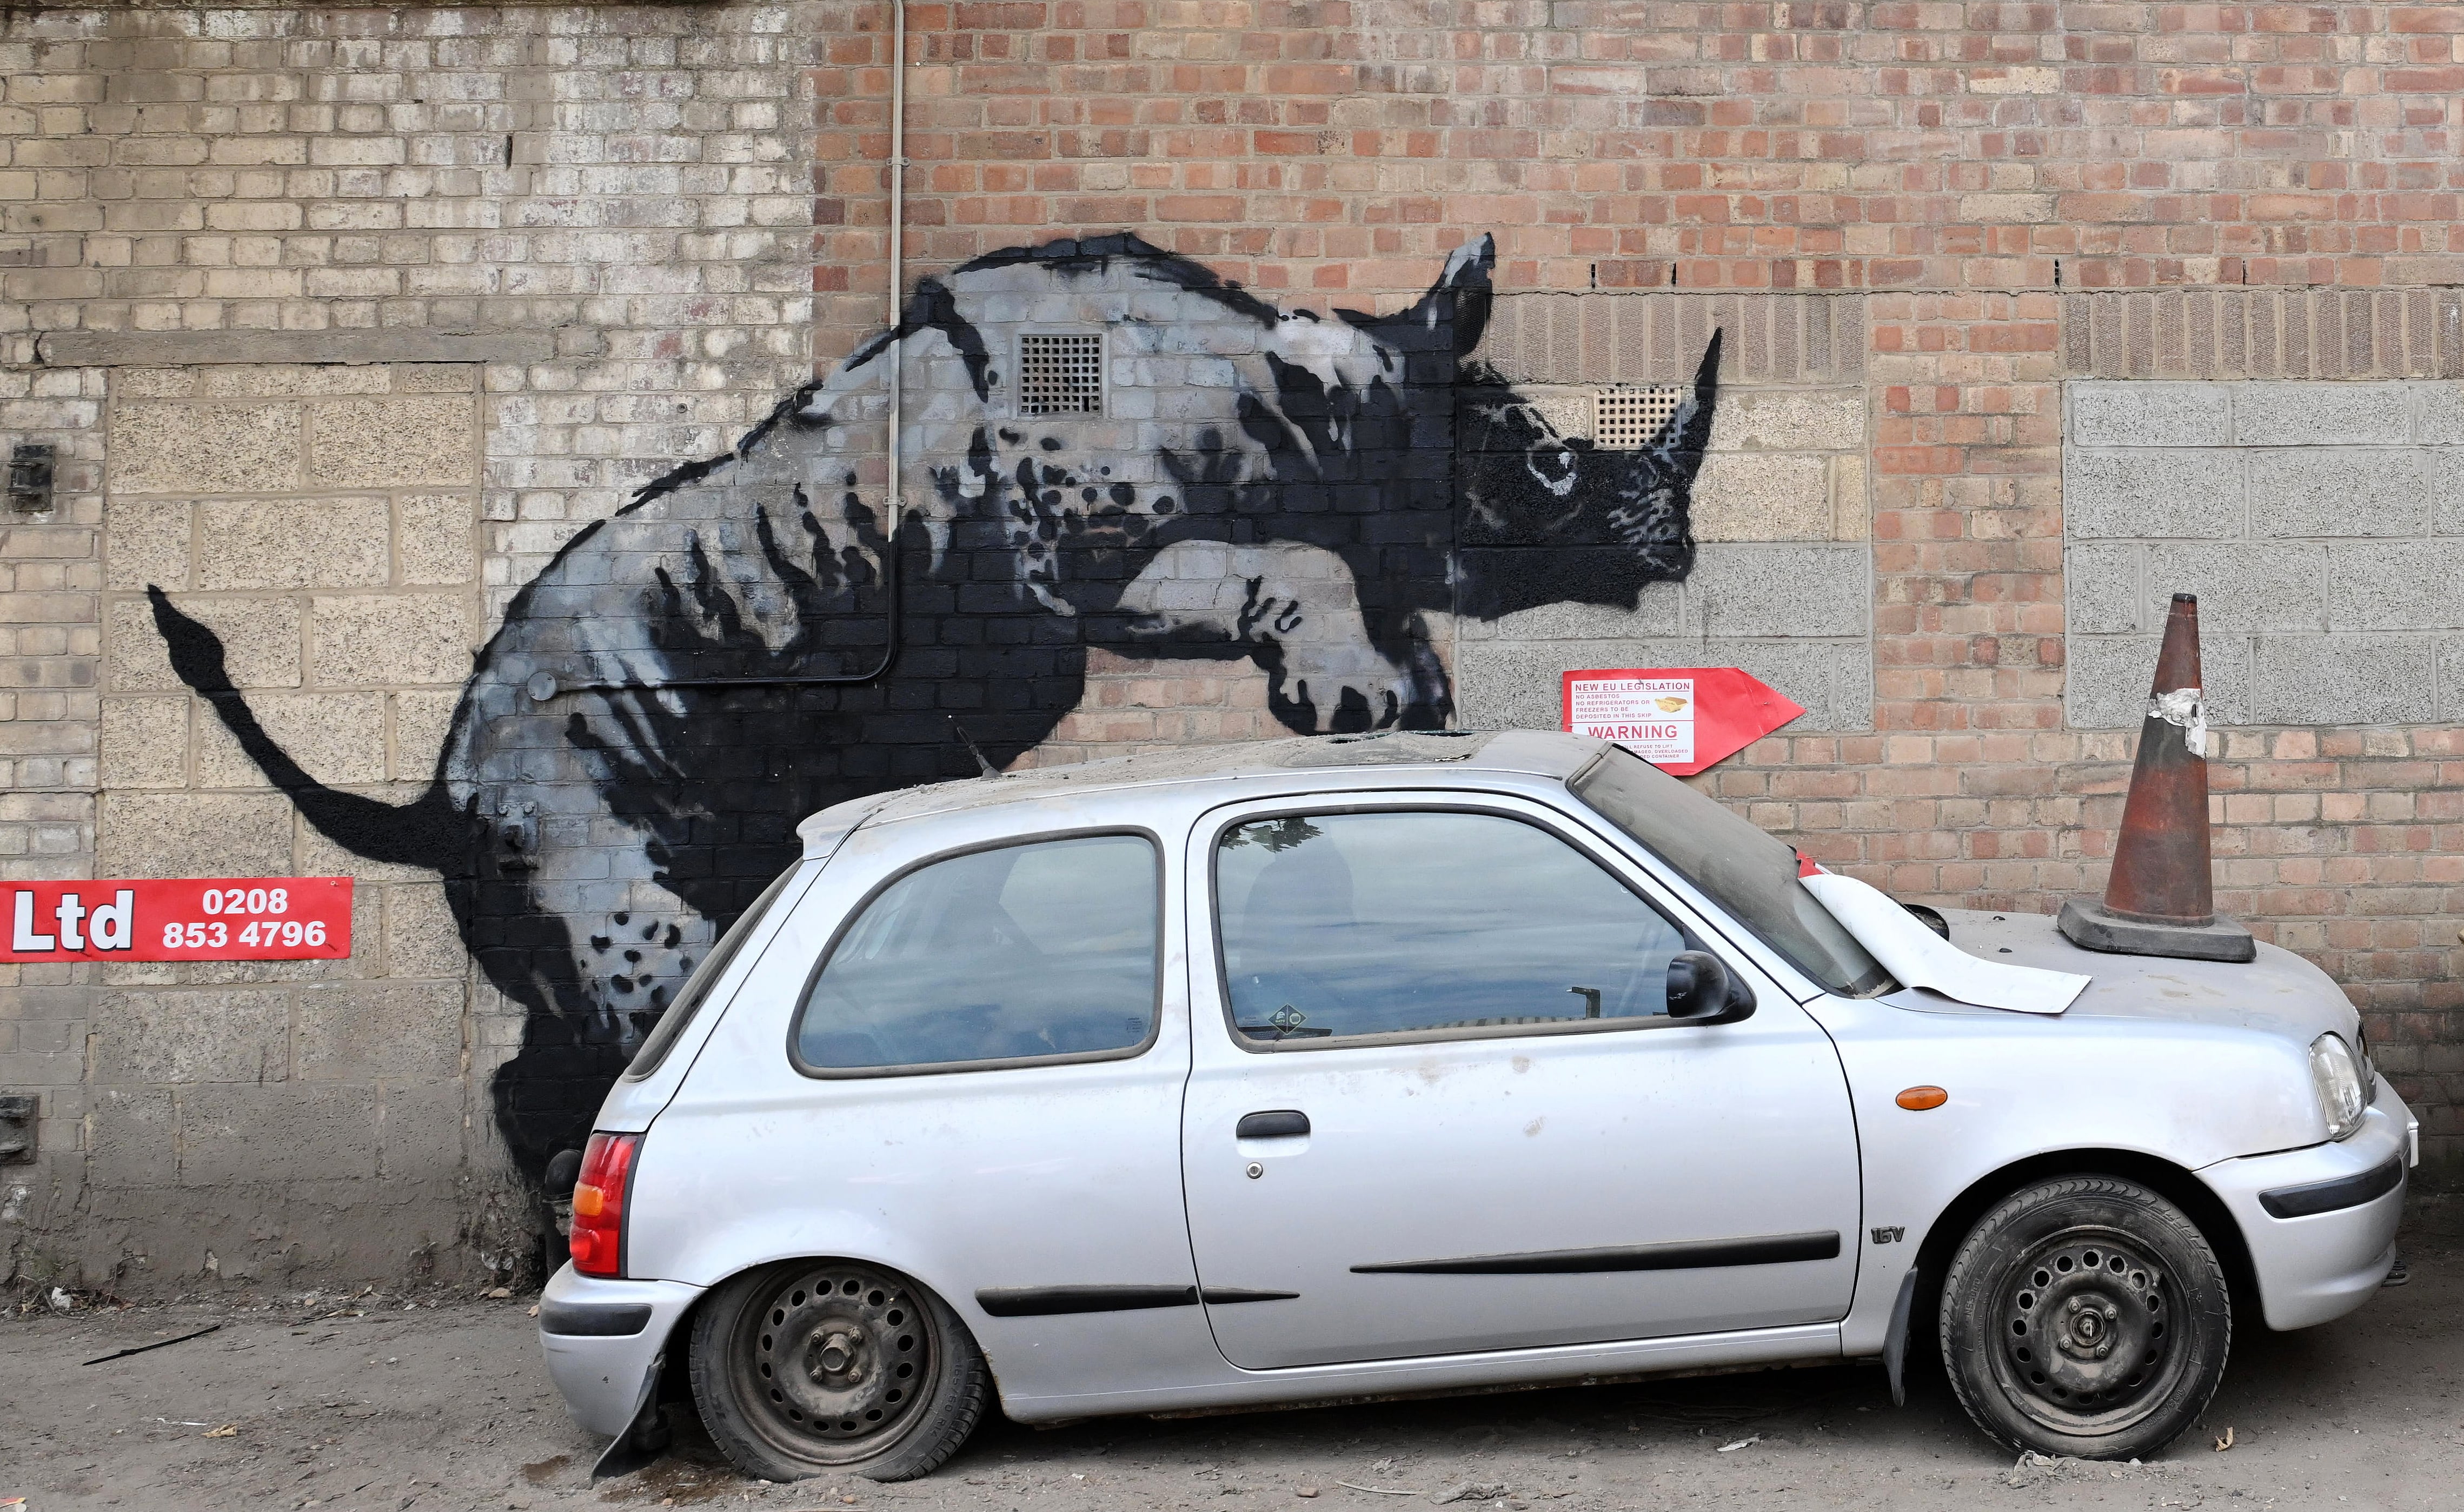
(791, 832, 1161, 1075)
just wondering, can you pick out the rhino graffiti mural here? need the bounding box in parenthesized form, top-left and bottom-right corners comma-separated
(149, 232, 1721, 1187)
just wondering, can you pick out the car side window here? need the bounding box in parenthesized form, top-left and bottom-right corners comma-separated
(1214, 810, 1690, 1044)
(794, 834, 1160, 1073)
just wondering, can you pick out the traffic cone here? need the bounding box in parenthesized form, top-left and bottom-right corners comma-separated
(2057, 593, 2257, 963)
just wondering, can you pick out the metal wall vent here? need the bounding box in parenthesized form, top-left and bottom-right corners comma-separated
(1019, 332, 1104, 416)
(8, 441, 56, 515)
(1591, 386, 1685, 450)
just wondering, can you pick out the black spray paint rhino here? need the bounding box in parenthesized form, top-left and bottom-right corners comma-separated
(152, 233, 1720, 1184)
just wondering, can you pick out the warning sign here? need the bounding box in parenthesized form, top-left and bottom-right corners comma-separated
(1565, 674, 1697, 765)
(1560, 667, 1805, 776)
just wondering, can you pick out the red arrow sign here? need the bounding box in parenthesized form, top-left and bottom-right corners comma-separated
(1560, 667, 1805, 776)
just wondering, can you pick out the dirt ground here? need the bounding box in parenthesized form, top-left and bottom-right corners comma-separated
(8, 1200, 2462, 1512)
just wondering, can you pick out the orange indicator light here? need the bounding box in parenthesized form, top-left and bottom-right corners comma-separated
(1896, 1086, 1949, 1111)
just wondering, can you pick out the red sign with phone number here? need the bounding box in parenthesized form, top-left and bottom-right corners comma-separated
(3, 877, 352, 963)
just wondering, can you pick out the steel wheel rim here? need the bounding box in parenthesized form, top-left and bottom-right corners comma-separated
(1988, 1225, 2189, 1437)
(729, 1263, 941, 1466)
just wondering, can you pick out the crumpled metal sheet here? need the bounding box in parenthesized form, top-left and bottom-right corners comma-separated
(1803, 871, 2089, 1015)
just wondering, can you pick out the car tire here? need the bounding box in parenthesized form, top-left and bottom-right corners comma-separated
(1938, 1176, 2230, 1461)
(688, 1258, 989, 1482)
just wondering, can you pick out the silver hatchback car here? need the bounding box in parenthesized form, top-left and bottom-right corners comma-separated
(538, 730, 2412, 1481)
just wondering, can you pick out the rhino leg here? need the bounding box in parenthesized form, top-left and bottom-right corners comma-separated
(1108, 540, 1452, 733)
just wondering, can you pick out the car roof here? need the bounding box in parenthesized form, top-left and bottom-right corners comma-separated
(795, 729, 1610, 851)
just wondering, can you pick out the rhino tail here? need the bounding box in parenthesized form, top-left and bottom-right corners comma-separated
(146, 585, 470, 873)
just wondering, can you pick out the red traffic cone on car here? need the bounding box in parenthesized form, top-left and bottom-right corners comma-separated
(2058, 593, 2256, 963)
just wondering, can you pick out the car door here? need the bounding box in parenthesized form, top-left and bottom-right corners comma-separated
(1179, 792, 1861, 1370)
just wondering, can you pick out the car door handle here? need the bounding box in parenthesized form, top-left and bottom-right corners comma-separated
(1236, 1110, 1310, 1140)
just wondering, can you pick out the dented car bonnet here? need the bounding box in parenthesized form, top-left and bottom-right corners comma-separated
(1802, 870, 2090, 1015)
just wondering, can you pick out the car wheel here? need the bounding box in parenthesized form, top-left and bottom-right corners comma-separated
(688, 1259, 988, 1482)
(1938, 1176, 2230, 1461)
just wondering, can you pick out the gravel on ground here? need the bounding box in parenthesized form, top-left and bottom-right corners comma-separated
(6, 1198, 2459, 1512)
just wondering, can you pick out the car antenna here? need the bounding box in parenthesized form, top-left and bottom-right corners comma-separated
(948, 717, 1001, 779)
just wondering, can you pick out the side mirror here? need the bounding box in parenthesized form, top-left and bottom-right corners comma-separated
(1666, 950, 1756, 1025)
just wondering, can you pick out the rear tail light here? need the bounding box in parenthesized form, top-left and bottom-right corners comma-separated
(569, 1131, 640, 1278)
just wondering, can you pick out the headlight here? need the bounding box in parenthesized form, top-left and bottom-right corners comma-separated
(2309, 1033, 2367, 1141)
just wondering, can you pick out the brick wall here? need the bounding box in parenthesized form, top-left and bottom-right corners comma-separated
(0, 365, 105, 1228)
(804, 1, 2464, 1174)
(8, 1, 2464, 1291)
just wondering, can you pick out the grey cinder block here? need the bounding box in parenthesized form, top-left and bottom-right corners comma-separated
(2439, 639, 2464, 722)
(2066, 633, 2253, 728)
(179, 1083, 378, 1186)
(2432, 449, 2464, 535)
(1452, 634, 1869, 734)
(87, 989, 290, 1087)
(2412, 383, 2464, 444)
(2065, 450, 2244, 539)
(85, 1088, 178, 1190)
(2233, 381, 2414, 447)
(297, 983, 464, 1082)
(1700, 638, 1872, 734)
(1684, 543, 1867, 638)
(2328, 540, 2464, 631)
(2141, 543, 2329, 632)
(2254, 635, 2436, 725)
(2064, 543, 2142, 634)
(2069, 382, 2230, 448)
(2247, 447, 2428, 538)
(1462, 582, 1686, 641)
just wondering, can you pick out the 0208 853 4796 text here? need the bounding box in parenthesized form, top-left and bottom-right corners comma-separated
(1, 877, 352, 963)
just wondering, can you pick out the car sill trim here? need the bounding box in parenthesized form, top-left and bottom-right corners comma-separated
(1349, 1231, 1843, 1275)
(974, 1285, 1304, 1317)
(2257, 1155, 2405, 1220)
(976, 1285, 1200, 1317)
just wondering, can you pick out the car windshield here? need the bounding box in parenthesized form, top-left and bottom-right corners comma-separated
(1568, 744, 1895, 998)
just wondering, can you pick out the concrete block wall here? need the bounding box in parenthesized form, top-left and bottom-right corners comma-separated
(1, 1, 820, 1291)
(75, 359, 493, 1286)
(2066, 379, 2464, 730)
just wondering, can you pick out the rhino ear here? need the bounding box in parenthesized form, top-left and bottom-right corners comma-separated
(1387, 234, 1494, 357)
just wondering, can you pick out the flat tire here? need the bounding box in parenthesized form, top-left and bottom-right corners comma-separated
(689, 1259, 988, 1482)
(1939, 1176, 2230, 1460)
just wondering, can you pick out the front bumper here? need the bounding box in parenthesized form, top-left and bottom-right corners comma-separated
(536, 1263, 705, 1437)
(2200, 1077, 2414, 1332)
